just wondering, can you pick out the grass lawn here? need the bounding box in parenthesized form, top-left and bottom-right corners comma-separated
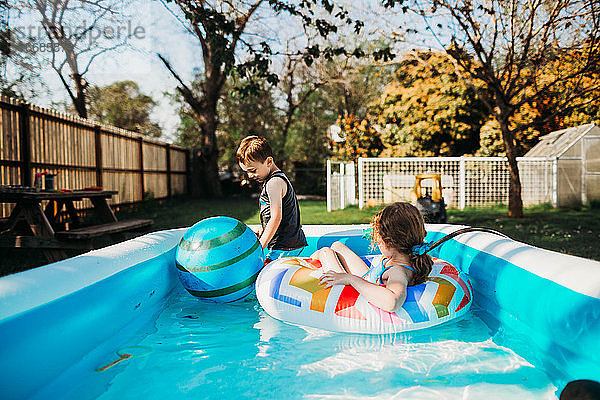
(122, 197, 600, 260)
(2, 196, 599, 276)
(109, 197, 600, 260)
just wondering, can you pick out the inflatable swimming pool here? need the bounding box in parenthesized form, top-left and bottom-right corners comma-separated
(0, 224, 599, 399)
(256, 255, 472, 333)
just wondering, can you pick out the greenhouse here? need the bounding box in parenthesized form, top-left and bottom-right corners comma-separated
(524, 123, 600, 207)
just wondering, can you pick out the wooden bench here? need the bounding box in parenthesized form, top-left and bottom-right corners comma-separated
(55, 219, 153, 240)
(1, 189, 154, 263)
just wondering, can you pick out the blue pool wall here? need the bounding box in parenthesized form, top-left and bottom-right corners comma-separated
(298, 224, 600, 385)
(1, 224, 599, 399)
(0, 228, 185, 400)
(424, 228, 600, 384)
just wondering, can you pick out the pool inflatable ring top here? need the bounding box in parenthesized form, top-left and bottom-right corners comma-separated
(256, 255, 473, 334)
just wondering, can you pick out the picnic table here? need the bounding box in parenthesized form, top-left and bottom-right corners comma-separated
(0, 188, 153, 263)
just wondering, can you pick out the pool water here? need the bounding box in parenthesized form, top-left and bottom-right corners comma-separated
(61, 285, 563, 400)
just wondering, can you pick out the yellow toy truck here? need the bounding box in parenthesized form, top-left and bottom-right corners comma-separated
(409, 174, 448, 223)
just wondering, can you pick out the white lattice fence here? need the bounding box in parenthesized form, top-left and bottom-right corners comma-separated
(326, 161, 356, 211)
(358, 157, 462, 208)
(462, 158, 509, 208)
(327, 156, 556, 210)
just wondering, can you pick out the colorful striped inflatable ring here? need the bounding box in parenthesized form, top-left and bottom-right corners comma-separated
(175, 216, 264, 302)
(256, 255, 473, 333)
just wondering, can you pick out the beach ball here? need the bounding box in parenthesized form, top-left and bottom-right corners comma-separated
(175, 216, 264, 302)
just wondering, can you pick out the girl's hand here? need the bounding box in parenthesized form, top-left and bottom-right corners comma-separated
(318, 271, 355, 288)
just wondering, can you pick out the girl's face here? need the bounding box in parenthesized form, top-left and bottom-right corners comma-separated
(375, 231, 393, 258)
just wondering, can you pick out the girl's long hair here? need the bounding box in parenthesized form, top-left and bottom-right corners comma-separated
(371, 202, 433, 285)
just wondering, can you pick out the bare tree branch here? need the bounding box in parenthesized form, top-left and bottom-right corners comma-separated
(24, 0, 129, 117)
(403, 0, 600, 217)
(157, 53, 205, 117)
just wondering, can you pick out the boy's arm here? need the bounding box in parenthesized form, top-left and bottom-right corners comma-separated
(259, 177, 286, 249)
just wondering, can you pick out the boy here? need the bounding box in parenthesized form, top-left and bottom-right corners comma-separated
(236, 136, 307, 263)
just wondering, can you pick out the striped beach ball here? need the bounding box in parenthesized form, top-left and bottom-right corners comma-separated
(175, 216, 264, 302)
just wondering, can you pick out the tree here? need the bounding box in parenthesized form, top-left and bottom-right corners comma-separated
(218, 75, 281, 171)
(319, 50, 397, 119)
(541, 54, 600, 129)
(271, 44, 394, 166)
(289, 48, 395, 166)
(389, 0, 600, 217)
(18, 0, 131, 118)
(331, 114, 383, 161)
(173, 72, 281, 167)
(157, 0, 270, 197)
(87, 81, 162, 137)
(283, 85, 338, 196)
(1, 2, 46, 99)
(475, 102, 548, 156)
(285, 87, 337, 166)
(376, 50, 486, 157)
(477, 55, 600, 156)
(276, 54, 325, 161)
(158, 0, 367, 197)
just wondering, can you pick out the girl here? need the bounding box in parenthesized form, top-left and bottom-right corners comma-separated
(312, 202, 433, 313)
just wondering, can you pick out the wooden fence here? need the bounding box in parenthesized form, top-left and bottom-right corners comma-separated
(0, 96, 190, 218)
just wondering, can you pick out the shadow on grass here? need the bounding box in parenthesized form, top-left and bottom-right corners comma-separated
(116, 195, 260, 230)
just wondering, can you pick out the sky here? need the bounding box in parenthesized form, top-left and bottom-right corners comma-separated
(8, 0, 201, 142)
(6, 0, 436, 143)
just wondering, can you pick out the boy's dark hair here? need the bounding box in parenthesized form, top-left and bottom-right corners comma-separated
(371, 202, 433, 285)
(236, 136, 274, 164)
(560, 380, 600, 400)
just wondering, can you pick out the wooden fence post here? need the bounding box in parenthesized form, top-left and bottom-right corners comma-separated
(94, 125, 103, 188)
(186, 148, 192, 196)
(165, 144, 172, 198)
(18, 103, 32, 187)
(138, 137, 145, 201)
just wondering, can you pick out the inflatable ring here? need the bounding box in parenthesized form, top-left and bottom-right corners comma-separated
(256, 256, 473, 334)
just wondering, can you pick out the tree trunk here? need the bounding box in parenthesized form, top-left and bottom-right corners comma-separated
(498, 115, 523, 218)
(193, 97, 223, 198)
(201, 113, 222, 198)
(275, 109, 294, 164)
(73, 73, 87, 119)
(157, 53, 223, 198)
